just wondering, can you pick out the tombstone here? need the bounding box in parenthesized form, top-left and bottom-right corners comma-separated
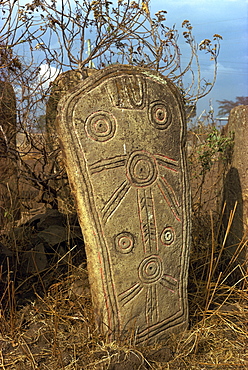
(57, 65, 191, 344)
(0, 81, 20, 227)
(45, 68, 97, 209)
(222, 105, 248, 269)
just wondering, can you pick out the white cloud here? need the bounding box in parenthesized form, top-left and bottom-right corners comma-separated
(39, 64, 60, 87)
(216, 63, 238, 74)
(203, 62, 242, 77)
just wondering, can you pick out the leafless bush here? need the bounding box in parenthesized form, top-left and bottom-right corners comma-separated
(0, 0, 222, 211)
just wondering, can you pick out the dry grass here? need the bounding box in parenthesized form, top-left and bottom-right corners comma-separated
(0, 206, 247, 370)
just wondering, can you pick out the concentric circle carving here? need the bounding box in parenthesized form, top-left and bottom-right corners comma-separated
(126, 151, 158, 187)
(138, 255, 163, 284)
(161, 227, 175, 246)
(85, 111, 116, 142)
(149, 101, 172, 130)
(115, 232, 134, 254)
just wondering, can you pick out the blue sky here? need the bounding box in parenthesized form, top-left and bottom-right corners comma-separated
(150, 0, 248, 116)
(38, 0, 247, 117)
(7, 0, 248, 118)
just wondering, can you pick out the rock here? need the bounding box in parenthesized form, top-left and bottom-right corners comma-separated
(222, 105, 248, 268)
(37, 225, 67, 246)
(57, 65, 191, 344)
(147, 346, 173, 363)
(23, 243, 47, 273)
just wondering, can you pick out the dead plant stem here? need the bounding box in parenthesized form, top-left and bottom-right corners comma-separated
(212, 201, 237, 278)
(205, 210, 215, 310)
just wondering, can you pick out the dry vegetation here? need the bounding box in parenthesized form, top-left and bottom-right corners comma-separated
(0, 125, 247, 370)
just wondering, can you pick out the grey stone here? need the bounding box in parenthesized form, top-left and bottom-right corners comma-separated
(222, 105, 248, 268)
(37, 225, 67, 246)
(36, 209, 66, 230)
(57, 65, 191, 344)
(23, 243, 47, 273)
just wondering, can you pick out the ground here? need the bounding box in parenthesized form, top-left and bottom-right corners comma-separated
(0, 208, 247, 369)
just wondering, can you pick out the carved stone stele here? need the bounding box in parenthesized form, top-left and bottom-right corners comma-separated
(57, 65, 191, 344)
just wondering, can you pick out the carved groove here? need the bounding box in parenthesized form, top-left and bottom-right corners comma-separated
(155, 153, 179, 172)
(85, 110, 117, 142)
(102, 180, 131, 223)
(149, 101, 172, 130)
(118, 283, 143, 307)
(126, 151, 158, 188)
(157, 177, 181, 221)
(115, 232, 135, 254)
(138, 255, 164, 285)
(138, 188, 158, 253)
(107, 75, 146, 109)
(146, 285, 159, 325)
(161, 227, 175, 246)
(89, 155, 126, 174)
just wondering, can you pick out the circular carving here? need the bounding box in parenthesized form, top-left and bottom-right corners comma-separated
(85, 111, 116, 142)
(149, 101, 172, 130)
(115, 232, 134, 254)
(138, 255, 163, 284)
(126, 151, 158, 187)
(161, 227, 175, 246)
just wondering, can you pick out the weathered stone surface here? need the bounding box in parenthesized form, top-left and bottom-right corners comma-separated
(222, 105, 248, 267)
(0, 81, 20, 226)
(46, 70, 81, 145)
(45, 68, 97, 210)
(57, 65, 191, 344)
(46, 68, 97, 148)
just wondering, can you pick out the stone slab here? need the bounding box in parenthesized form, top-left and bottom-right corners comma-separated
(57, 65, 191, 344)
(222, 105, 248, 268)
